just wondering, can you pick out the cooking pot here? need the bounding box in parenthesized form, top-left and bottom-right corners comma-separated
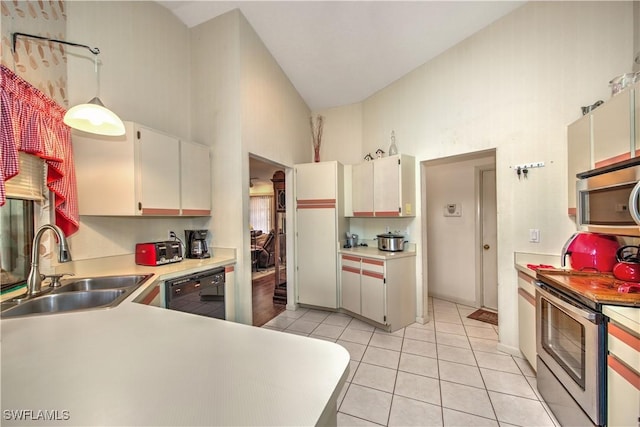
(561, 232, 619, 272)
(376, 233, 406, 252)
(613, 245, 640, 282)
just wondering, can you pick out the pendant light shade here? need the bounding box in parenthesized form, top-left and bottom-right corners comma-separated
(63, 97, 125, 136)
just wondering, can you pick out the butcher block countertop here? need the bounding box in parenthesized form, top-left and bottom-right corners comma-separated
(1, 251, 350, 426)
(536, 269, 640, 308)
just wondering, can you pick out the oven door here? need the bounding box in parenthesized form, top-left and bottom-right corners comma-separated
(535, 281, 604, 426)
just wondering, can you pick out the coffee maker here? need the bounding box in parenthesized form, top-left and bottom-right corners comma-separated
(185, 230, 210, 259)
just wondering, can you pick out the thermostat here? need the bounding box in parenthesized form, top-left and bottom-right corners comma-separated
(444, 203, 462, 217)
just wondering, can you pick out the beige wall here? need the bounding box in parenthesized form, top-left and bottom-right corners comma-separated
(191, 10, 310, 323)
(319, 1, 635, 351)
(63, 2, 209, 259)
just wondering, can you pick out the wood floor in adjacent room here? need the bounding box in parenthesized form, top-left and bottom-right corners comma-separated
(252, 266, 286, 327)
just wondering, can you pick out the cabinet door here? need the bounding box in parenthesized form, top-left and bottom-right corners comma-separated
(635, 82, 640, 157)
(592, 89, 633, 168)
(361, 260, 385, 324)
(296, 207, 338, 308)
(373, 156, 400, 216)
(74, 122, 137, 215)
(352, 162, 374, 216)
(180, 140, 211, 215)
(517, 287, 537, 371)
(341, 256, 361, 314)
(137, 125, 181, 215)
(607, 357, 640, 427)
(295, 162, 336, 201)
(567, 115, 591, 216)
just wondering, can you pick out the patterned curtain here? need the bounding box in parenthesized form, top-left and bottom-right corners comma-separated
(0, 64, 79, 235)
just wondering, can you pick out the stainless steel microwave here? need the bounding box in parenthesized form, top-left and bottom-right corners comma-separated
(577, 157, 640, 236)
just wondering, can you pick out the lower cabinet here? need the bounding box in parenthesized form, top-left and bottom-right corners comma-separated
(340, 253, 415, 331)
(517, 271, 537, 371)
(606, 316, 640, 427)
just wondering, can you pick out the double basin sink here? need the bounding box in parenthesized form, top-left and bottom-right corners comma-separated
(0, 274, 152, 319)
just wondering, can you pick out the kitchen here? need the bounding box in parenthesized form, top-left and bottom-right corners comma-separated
(1, 1, 639, 426)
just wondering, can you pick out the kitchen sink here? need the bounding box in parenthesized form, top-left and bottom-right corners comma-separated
(54, 275, 150, 292)
(1, 274, 152, 319)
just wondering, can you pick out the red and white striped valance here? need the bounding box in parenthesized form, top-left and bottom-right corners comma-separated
(0, 64, 79, 235)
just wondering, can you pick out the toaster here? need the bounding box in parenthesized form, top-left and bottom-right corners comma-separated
(135, 241, 183, 266)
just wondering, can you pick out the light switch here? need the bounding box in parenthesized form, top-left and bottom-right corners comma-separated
(529, 229, 540, 243)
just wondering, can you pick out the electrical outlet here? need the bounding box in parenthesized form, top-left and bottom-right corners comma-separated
(168, 230, 175, 240)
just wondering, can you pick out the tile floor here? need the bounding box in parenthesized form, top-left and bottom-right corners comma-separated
(262, 297, 560, 427)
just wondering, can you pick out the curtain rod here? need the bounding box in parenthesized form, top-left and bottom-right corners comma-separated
(12, 32, 100, 56)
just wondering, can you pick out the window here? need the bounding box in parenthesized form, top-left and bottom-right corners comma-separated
(0, 153, 43, 291)
(250, 195, 273, 233)
(0, 199, 34, 291)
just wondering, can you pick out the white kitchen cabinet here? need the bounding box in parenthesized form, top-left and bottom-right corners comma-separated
(180, 140, 211, 215)
(295, 161, 346, 309)
(339, 253, 415, 332)
(592, 88, 634, 168)
(605, 310, 640, 427)
(566, 114, 591, 216)
(350, 154, 415, 217)
(517, 271, 537, 371)
(351, 162, 374, 216)
(74, 121, 210, 216)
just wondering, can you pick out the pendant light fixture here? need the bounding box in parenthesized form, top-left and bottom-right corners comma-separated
(12, 32, 125, 137)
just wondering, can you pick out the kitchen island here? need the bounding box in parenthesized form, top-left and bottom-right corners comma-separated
(1, 251, 350, 426)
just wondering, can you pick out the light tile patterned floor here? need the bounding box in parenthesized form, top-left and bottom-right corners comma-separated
(262, 297, 560, 427)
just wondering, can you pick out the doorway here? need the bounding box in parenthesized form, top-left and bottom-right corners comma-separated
(249, 155, 287, 326)
(423, 149, 497, 311)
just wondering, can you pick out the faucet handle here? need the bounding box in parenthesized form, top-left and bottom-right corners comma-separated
(45, 273, 74, 288)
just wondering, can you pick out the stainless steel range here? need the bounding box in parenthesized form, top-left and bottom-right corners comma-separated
(534, 279, 606, 426)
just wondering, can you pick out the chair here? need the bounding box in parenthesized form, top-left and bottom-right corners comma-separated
(256, 231, 276, 269)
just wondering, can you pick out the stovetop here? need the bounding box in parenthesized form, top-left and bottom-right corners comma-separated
(536, 269, 640, 309)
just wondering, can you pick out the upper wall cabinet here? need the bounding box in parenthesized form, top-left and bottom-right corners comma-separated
(567, 114, 591, 216)
(180, 140, 212, 215)
(74, 121, 211, 216)
(592, 87, 634, 168)
(351, 154, 415, 217)
(566, 82, 638, 215)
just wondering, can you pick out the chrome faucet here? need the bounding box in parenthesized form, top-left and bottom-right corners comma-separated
(19, 224, 72, 300)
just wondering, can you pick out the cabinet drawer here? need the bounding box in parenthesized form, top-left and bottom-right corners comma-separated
(362, 258, 384, 275)
(341, 255, 361, 270)
(608, 322, 640, 372)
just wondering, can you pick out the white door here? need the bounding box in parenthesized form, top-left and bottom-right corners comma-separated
(481, 169, 498, 310)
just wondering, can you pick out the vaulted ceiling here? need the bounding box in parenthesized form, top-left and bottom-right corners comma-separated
(157, 1, 525, 111)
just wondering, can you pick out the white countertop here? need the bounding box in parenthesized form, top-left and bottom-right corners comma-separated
(339, 245, 416, 260)
(1, 251, 350, 426)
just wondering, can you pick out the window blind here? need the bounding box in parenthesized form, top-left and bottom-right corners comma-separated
(250, 195, 273, 233)
(4, 152, 44, 200)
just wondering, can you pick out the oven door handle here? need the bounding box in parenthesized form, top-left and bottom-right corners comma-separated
(629, 181, 640, 225)
(534, 281, 598, 323)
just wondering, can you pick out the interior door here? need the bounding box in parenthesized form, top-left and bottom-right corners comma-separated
(481, 169, 498, 310)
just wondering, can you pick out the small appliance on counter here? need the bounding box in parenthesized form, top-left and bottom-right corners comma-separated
(185, 229, 210, 259)
(560, 232, 619, 272)
(376, 233, 407, 252)
(135, 241, 183, 266)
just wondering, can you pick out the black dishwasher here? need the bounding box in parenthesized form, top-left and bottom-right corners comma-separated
(165, 267, 225, 320)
